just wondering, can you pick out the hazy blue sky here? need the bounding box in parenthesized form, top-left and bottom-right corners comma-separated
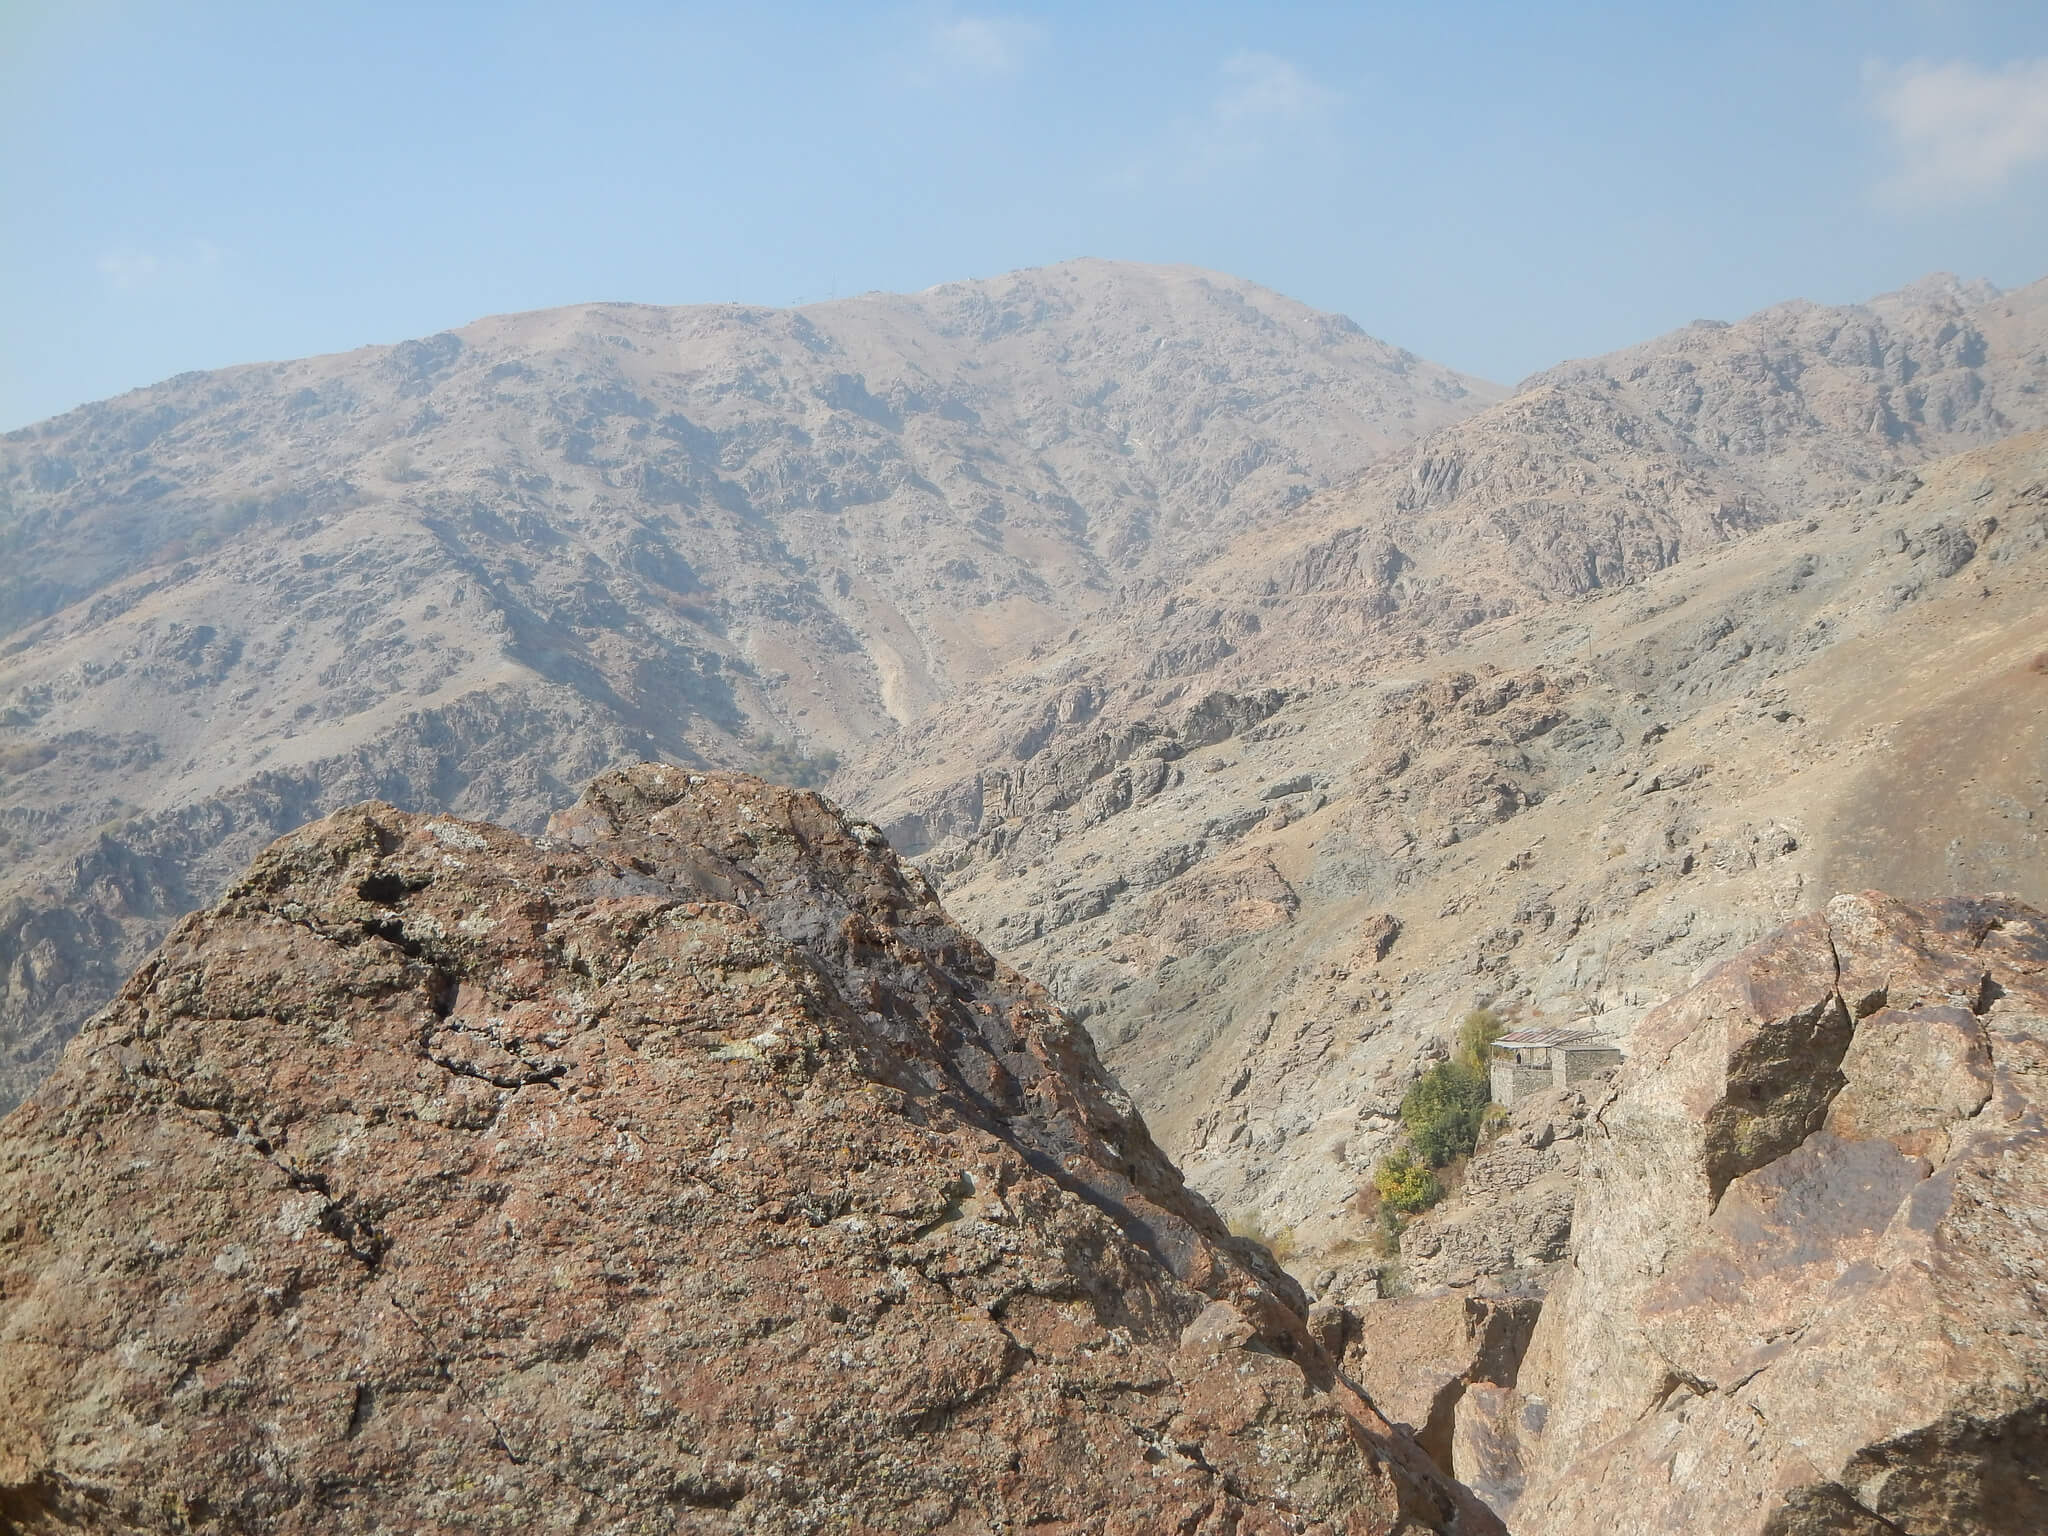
(5, 1, 2047, 428)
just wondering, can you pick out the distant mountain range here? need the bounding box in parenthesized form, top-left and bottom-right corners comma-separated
(0, 260, 1496, 1109)
(5, 255, 2046, 1536)
(2, 260, 2044, 1181)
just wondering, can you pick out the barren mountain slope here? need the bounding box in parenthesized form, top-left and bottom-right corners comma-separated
(850, 272, 2048, 839)
(0, 261, 1497, 1111)
(839, 277, 2048, 1261)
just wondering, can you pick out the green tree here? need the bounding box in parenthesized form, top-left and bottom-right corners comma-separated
(1373, 1149, 1443, 1214)
(1399, 1054, 1492, 1168)
(1455, 1007, 1507, 1071)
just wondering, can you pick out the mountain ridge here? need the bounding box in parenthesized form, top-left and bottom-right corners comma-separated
(0, 259, 1497, 1112)
(831, 272, 2048, 1258)
(845, 270, 2048, 853)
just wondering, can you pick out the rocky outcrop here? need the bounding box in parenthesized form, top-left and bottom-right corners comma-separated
(1336, 1296, 1540, 1481)
(0, 767, 1500, 1533)
(1295, 1084, 1589, 1501)
(1395, 1081, 1600, 1296)
(1487, 892, 2048, 1535)
(1309, 1080, 1596, 1319)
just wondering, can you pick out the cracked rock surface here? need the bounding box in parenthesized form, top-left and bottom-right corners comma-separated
(1389, 1081, 1596, 1299)
(1483, 892, 2048, 1535)
(0, 766, 1498, 1534)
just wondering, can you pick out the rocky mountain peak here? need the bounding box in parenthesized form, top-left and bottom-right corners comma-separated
(0, 768, 1497, 1531)
(1868, 269, 2004, 315)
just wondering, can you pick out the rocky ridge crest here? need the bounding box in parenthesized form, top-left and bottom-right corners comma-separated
(0, 767, 1496, 1533)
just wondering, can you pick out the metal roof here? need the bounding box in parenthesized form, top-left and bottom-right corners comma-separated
(1492, 1026, 1616, 1050)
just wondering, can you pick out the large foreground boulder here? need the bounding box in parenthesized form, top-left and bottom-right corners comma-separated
(1492, 892, 2048, 1535)
(0, 768, 1497, 1533)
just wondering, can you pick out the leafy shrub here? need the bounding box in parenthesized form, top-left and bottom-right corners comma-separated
(1373, 1150, 1443, 1214)
(747, 731, 841, 789)
(1456, 1007, 1507, 1070)
(1400, 1057, 1492, 1167)
(1363, 1008, 1505, 1226)
(1391, 1008, 1505, 1168)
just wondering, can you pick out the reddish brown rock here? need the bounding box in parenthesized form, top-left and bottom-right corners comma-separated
(1357, 913, 1402, 965)
(1339, 1295, 1540, 1476)
(0, 767, 1498, 1534)
(1135, 849, 1301, 958)
(1491, 892, 2048, 1536)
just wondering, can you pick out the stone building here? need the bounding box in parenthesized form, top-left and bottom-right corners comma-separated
(1490, 1025, 1623, 1104)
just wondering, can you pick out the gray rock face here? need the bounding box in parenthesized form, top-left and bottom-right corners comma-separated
(0, 261, 1499, 1113)
(1396, 1083, 1597, 1295)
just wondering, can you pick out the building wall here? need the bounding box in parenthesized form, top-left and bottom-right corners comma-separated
(1492, 1060, 1554, 1104)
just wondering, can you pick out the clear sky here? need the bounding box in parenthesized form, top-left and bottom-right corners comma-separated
(5, 0, 2047, 429)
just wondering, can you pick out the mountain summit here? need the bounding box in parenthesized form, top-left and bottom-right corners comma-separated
(0, 261, 1496, 1112)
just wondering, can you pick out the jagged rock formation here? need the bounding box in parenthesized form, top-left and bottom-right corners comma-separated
(0, 767, 1500, 1533)
(1334, 1295, 1540, 1486)
(1393, 1082, 1595, 1298)
(0, 260, 1499, 1114)
(1310, 1080, 1599, 1318)
(1288, 1085, 1590, 1499)
(1478, 892, 2048, 1535)
(850, 413, 2048, 1260)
